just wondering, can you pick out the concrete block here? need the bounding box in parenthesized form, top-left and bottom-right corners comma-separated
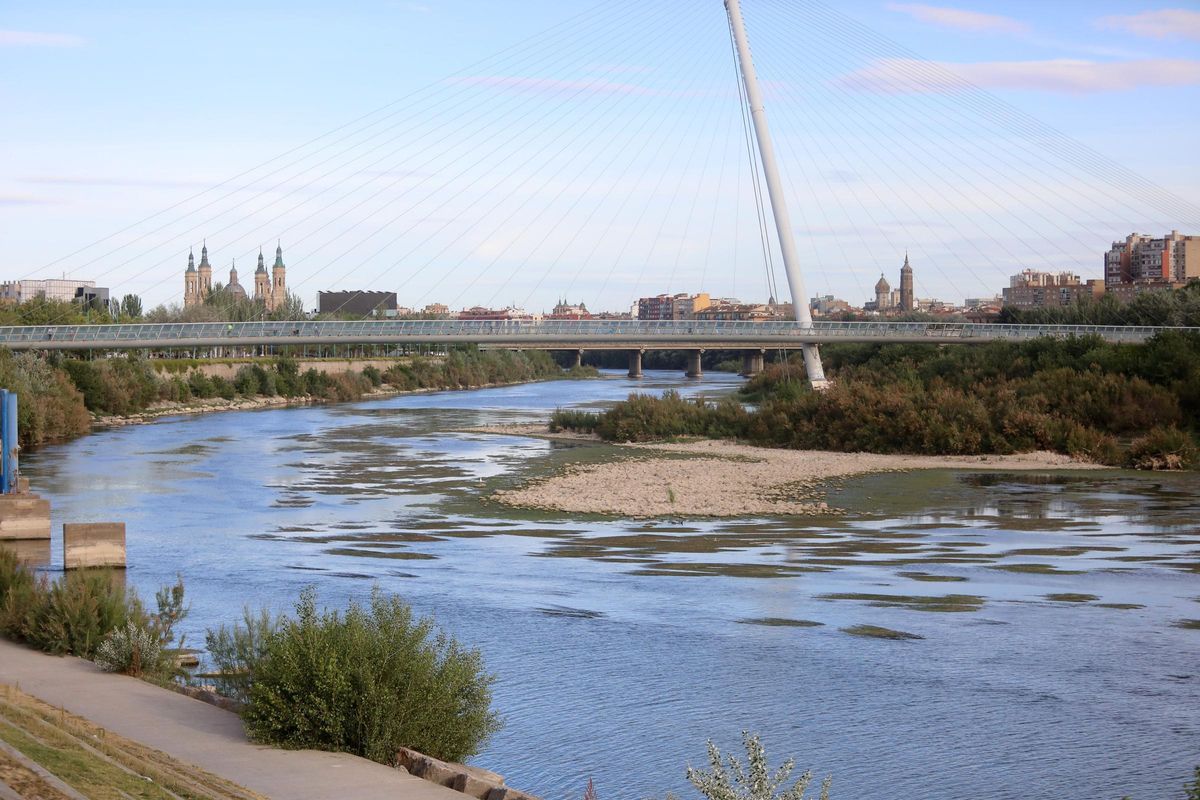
(63, 522, 126, 569)
(0, 494, 51, 540)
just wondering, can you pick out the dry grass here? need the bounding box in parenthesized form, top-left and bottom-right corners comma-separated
(0, 683, 266, 800)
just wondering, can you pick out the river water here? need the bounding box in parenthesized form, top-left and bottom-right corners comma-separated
(20, 371, 1200, 800)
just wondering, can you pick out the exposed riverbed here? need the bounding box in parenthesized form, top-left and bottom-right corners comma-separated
(20, 370, 1200, 800)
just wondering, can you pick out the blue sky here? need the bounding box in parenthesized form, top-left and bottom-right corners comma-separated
(3, 0, 1199, 311)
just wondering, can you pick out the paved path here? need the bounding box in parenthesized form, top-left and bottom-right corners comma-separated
(0, 639, 465, 800)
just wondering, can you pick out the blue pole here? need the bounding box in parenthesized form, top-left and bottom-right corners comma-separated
(5, 391, 16, 493)
(0, 389, 11, 494)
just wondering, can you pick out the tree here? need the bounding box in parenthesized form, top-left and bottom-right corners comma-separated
(119, 294, 143, 319)
(268, 290, 307, 321)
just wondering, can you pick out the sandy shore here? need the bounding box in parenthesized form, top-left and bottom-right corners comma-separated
(491, 433, 1105, 518)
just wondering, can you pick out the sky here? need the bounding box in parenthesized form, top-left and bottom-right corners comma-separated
(2, 0, 1199, 313)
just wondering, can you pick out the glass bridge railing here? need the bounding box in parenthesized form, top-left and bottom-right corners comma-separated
(0, 319, 1187, 346)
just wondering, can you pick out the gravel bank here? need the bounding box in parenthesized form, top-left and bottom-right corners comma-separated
(492, 434, 1105, 518)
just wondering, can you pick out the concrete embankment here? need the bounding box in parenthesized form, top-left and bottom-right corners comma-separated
(491, 434, 1105, 517)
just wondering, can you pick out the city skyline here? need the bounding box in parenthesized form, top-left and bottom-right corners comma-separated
(3, 1, 1198, 311)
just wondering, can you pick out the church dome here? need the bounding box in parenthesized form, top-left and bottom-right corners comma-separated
(875, 274, 891, 293)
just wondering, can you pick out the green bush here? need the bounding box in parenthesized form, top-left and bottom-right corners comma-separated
(549, 408, 601, 433)
(361, 365, 383, 388)
(1, 569, 144, 658)
(0, 551, 185, 674)
(187, 370, 216, 398)
(159, 375, 191, 403)
(0, 350, 90, 447)
(211, 375, 237, 400)
(61, 356, 159, 416)
(95, 622, 162, 678)
(204, 607, 280, 705)
(242, 588, 500, 764)
(1127, 427, 1198, 471)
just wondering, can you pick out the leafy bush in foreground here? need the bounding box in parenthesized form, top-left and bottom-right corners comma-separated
(682, 732, 830, 800)
(95, 622, 162, 677)
(242, 588, 499, 764)
(1, 568, 143, 658)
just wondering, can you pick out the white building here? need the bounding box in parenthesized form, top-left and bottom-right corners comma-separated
(0, 279, 98, 304)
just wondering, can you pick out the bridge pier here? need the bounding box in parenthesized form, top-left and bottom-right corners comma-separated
(685, 350, 704, 379)
(572, 349, 583, 369)
(628, 350, 644, 379)
(740, 349, 766, 377)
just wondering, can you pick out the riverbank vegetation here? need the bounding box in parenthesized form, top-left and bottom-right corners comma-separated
(0, 550, 186, 679)
(2, 348, 587, 448)
(551, 332, 1200, 470)
(999, 281, 1200, 327)
(206, 588, 498, 764)
(0, 548, 500, 767)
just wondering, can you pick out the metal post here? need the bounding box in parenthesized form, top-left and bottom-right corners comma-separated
(0, 390, 15, 495)
(725, 0, 827, 387)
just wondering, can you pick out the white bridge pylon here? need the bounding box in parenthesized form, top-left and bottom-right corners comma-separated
(725, 0, 827, 388)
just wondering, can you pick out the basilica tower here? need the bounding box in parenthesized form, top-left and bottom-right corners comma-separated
(184, 250, 199, 307)
(254, 248, 270, 308)
(899, 252, 914, 312)
(271, 243, 287, 313)
(198, 242, 213, 297)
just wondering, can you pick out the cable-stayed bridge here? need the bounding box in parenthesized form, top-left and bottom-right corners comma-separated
(7, 0, 1199, 384)
(2, 319, 1189, 351)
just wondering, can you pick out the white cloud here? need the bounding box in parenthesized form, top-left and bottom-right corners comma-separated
(885, 3, 1029, 35)
(0, 30, 84, 47)
(1096, 9, 1200, 42)
(839, 57, 1200, 93)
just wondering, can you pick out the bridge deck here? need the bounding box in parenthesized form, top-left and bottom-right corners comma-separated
(0, 320, 1191, 351)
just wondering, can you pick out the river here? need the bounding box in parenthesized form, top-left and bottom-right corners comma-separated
(20, 371, 1200, 800)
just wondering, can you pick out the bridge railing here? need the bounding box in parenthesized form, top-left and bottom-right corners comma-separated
(0, 319, 1189, 348)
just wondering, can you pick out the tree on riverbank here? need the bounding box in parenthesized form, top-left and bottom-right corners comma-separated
(551, 333, 1200, 470)
(1, 348, 586, 448)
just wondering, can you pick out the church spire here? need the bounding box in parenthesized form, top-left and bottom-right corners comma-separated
(200, 241, 210, 268)
(256, 247, 266, 274)
(273, 241, 285, 269)
(186, 249, 196, 273)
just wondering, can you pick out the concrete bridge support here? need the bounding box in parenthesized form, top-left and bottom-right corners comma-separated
(572, 349, 583, 369)
(741, 349, 766, 377)
(628, 350, 644, 379)
(685, 350, 704, 379)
